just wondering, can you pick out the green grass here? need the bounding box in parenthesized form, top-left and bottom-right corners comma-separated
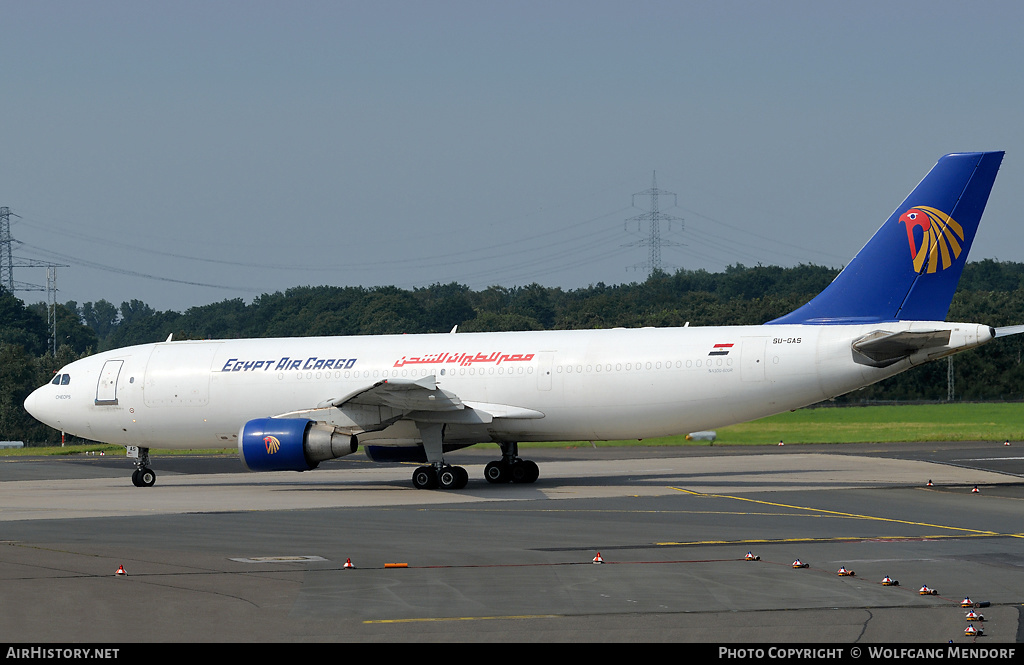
(543, 402, 1024, 448)
(710, 402, 1024, 445)
(6, 403, 1023, 456)
(0, 443, 235, 457)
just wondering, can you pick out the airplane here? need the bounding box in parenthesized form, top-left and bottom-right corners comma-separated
(23, 151, 1017, 490)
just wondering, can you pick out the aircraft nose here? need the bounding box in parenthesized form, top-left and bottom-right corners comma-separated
(24, 387, 48, 424)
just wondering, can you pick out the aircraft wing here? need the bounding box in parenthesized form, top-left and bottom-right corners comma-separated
(274, 374, 543, 434)
(325, 375, 463, 411)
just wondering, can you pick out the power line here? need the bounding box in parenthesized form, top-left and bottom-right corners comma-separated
(16, 241, 256, 292)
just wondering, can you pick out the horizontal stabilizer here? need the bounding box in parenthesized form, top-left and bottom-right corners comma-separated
(995, 324, 1024, 338)
(851, 329, 951, 368)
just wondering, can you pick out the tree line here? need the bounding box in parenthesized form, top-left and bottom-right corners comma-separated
(4, 258, 1024, 444)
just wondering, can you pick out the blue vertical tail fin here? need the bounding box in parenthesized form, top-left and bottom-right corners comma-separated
(769, 151, 1004, 325)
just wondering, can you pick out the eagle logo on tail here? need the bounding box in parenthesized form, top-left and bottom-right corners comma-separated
(898, 206, 964, 273)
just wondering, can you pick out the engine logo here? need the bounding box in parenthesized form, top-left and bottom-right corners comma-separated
(264, 435, 281, 455)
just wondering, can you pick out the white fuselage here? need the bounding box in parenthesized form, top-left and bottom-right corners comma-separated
(24, 321, 993, 452)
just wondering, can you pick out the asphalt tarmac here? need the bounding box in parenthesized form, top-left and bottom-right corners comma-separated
(1, 441, 1022, 644)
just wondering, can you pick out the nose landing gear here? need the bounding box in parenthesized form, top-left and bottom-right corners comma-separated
(128, 446, 156, 487)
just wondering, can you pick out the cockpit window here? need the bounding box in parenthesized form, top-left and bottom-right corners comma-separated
(50, 374, 71, 386)
(51, 374, 61, 385)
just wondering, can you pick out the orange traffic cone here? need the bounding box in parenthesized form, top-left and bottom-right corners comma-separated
(592, 552, 604, 564)
(343, 558, 355, 569)
(115, 564, 127, 576)
(926, 479, 933, 487)
(745, 551, 760, 561)
(792, 559, 808, 568)
(972, 485, 980, 494)
(965, 623, 982, 636)
(837, 566, 855, 576)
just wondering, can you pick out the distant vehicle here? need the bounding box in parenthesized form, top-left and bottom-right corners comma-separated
(24, 152, 1017, 489)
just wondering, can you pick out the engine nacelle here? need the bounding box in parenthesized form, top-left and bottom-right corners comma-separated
(239, 418, 357, 472)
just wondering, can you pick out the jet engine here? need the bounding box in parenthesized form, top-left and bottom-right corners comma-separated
(239, 418, 357, 472)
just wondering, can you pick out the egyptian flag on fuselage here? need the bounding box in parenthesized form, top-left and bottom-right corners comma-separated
(709, 343, 733, 357)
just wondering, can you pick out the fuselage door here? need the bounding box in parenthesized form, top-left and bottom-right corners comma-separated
(740, 337, 767, 382)
(537, 351, 554, 391)
(95, 359, 124, 405)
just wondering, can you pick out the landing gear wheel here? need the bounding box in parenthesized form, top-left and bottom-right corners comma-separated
(132, 467, 156, 487)
(484, 460, 510, 484)
(485, 459, 539, 484)
(438, 465, 469, 490)
(511, 460, 539, 484)
(412, 466, 439, 490)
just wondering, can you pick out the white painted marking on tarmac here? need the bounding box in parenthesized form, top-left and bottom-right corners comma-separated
(833, 558, 940, 564)
(229, 555, 328, 563)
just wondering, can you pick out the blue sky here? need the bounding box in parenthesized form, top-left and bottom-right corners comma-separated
(2, 1, 1022, 313)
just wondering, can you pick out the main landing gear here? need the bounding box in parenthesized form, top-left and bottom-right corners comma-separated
(484, 458, 539, 484)
(411, 464, 469, 490)
(412, 423, 471, 490)
(128, 446, 157, 487)
(409, 435, 540, 490)
(484, 441, 539, 485)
